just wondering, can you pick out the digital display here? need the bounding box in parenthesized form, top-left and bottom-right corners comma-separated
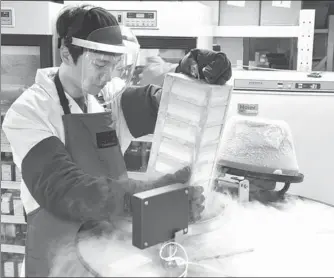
(1, 9, 13, 26)
(295, 83, 321, 90)
(127, 12, 154, 19)
(1, 11, 10, 18)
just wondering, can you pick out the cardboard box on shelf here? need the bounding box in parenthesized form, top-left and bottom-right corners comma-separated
(14, 166, 22, 182)
(1, 192, 13, 214)
(1, 163, 15, 181)
(3, 261, 15, 277)
(1, 129, 10, 145)
(13, 197, 24, 216)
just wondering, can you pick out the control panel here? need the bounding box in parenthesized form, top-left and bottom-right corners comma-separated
(1, 8, 15, 27)
(234, 79, 334, 92)
(276, 82, 321, 90)
(109, 10, 157, 29)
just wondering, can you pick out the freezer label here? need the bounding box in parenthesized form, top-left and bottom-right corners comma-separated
(238, 103, 258, 115)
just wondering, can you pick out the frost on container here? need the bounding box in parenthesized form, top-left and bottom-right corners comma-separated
(218, 116, 300, 176)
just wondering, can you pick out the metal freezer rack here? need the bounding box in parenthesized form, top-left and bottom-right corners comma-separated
(147, 73, 232, 191)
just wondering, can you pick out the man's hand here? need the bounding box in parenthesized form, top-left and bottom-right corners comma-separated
(188, 185, 205, 223)
(127, 166, 206, 222)
(176, 48, 232, 85)
(152, 166, 192, 188)
(152, 167, 206, 223)
(148, 166, 206, 223)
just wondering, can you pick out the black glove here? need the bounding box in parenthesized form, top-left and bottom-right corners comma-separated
(152, 167, 205, 222)
(188, 185, 205, 223)
(176, 48, 232, 85)
(152, 166, 192, 188)
(124, 166, 192, 213)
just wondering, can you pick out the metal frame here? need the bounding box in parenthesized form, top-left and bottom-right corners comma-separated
(297, 10, 316, 72)
(136, 36, 196, 52)
(213, 9, 316, 72)
(326, 15, 334, 71)
(215, 166, 304, 204)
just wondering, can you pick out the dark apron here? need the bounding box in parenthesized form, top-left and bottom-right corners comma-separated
(25, 72, 127, 277)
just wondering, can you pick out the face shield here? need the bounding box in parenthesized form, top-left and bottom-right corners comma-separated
(71, 25, 140, 105)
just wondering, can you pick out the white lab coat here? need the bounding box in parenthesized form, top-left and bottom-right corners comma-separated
(2, 67, 134, 216)
(3, 67, 136, 277)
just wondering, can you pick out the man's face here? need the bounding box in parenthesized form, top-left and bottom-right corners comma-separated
(78, 50, 122, 96)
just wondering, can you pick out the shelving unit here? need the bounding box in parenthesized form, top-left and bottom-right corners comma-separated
(311, 17, 334, 71)
(1, 118, 26, 277)
(213, 25, 300, 38)
(0, 145, 11, 154)
(213, 9, 315, 72)
(315, 28, 329, 34)
(1, 182, 20, 191)
(1, 245, 25, 255)
(1, 0, 62, 276)
(1, 216, 26, 225)
(325, 15, 334, 71)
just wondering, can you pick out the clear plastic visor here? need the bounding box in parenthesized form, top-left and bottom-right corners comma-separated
(72, 25, 140, 106)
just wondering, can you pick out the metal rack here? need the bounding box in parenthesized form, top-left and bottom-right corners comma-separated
(1, 129, 26, 277)
(213, 9, 316, 72)
(313, 15, 334, 71)
(1, 1, 63, 275)
(327, 15, 334, 71)
(210, 7, 333, 72)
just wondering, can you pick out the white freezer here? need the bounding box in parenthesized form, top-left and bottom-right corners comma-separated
(225, 70, 334, 206)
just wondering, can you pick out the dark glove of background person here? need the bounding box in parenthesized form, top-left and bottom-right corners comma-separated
(127, 166, 205, 223)
(176, 48, 232, 85)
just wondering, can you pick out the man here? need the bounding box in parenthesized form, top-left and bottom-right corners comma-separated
(2, 4, 232, 277)
(136, 48, 232, 87)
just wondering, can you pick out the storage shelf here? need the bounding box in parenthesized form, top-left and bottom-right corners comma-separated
(1, 144, 12, 152)
(1, 244, 25, 254)
(132, 25, 300, 38)
(1, 181, 20, 190)
(213, 25, 300, 38)
(1, 215, 26, 225)
(315, 28, 329, 34)
(132, 27, 211, 37)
